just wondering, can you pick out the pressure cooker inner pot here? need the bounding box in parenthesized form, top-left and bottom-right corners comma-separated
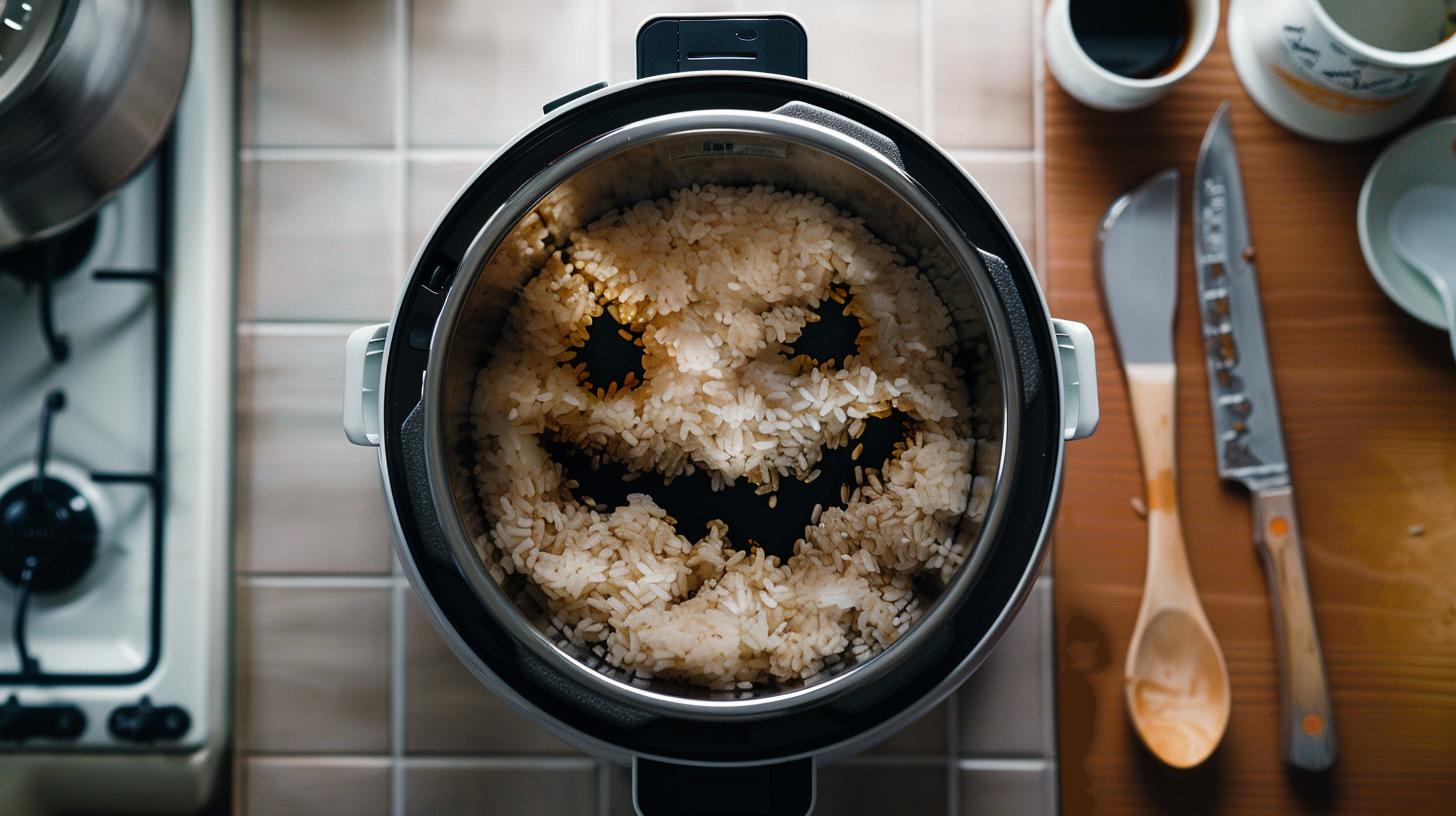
(432, 114, 1018, 715)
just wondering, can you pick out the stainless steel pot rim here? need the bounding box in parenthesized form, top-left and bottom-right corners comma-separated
(420, 107, 1024, 720)
(0, 0, 191, 248)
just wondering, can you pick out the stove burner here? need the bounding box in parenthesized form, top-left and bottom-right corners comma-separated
(0, 478, 99, 594)
(0, 216, 100, 287)
(1, 390, 96, 593)
(2, 391, 100, 677)
(0, 215, 100, 363)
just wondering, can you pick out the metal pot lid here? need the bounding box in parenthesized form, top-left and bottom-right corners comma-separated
(0, 0, 68, 111)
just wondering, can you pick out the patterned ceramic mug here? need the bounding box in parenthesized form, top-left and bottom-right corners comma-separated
(1228, 0, 1456, 142)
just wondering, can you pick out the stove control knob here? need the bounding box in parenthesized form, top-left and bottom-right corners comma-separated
(0, 695, 87, 742)
(108, 697, 190, 742)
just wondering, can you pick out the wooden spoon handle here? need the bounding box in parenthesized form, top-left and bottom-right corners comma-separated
(1252, 486, 1337, 772)
(1125, 363, 1197, 608)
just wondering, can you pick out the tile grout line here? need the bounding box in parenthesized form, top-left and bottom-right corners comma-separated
(1040, 576, 1056, 753)
(1031, 0, 1049, 287)
(239, 145, 501, 162)
(392, 0, 411, 293)
(237, 321, 380, 336)
(597, 760, 612, 816)
(920, 0, 935, 141)
(957, 757, 1050, 772)
(242, 751, 602, 770)
(598, 0, 612, 84)
(403, 755, 603, 770)
(241, 144, 1044, 165)
(245, 574, 406, 589)
(391, 580, 410, 815)
(1041, 574, 1060, 813)
(946, 685, 959, 816)
(1030, 0, 1057, 811)
(232, 1, 254, 803)
(390, 0, 410, 813)
(945, 148, 1041, 163)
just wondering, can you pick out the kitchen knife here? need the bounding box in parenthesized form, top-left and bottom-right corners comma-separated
(1193, 101, 1336, 772)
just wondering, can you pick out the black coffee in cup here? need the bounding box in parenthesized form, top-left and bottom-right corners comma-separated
(1069, 0, 1190, 79)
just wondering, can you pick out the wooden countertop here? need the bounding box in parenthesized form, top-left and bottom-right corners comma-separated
(1046, 6, 1456, 814)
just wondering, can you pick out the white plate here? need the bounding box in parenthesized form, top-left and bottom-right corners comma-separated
(1358, 116, 1456, 329)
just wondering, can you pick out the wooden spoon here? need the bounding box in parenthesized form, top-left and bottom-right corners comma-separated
(1122, 364, 1232, 768)
(1097, 169, 1231, 768)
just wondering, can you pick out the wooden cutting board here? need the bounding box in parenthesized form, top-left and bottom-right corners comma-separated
(1047, 5, 1456, 814)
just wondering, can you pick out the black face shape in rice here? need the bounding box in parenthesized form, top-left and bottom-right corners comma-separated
(784, 285, 863, 368)
(569, 310, 645, 394)
(543, 410, 914, 562)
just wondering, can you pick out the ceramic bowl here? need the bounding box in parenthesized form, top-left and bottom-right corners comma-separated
(1358, 116, 1456, 329)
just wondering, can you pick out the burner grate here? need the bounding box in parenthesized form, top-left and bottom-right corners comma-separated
(0, 144, 171, 687)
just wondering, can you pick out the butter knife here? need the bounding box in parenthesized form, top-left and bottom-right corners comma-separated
(1193, 101, 1337, 772)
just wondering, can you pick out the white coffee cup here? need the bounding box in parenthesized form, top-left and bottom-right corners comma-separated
(1228, 0, 1456, 142)
(1045, 0, 1221, 111)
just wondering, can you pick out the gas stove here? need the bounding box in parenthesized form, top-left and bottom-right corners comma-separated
(0, 3, 233, 813)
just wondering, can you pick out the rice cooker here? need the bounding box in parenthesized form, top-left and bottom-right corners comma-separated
(342, 16, 1098, 816)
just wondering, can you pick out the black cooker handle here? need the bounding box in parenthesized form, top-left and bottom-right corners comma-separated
(634, 757, 815, 816)
(638, 16, 807, 79)
(636, 17, 904, 172)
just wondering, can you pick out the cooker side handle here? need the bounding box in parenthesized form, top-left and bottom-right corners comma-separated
(1052, 318, 1099, 440)
(770, 101, 905, 171)
(343, 323, 389, 446)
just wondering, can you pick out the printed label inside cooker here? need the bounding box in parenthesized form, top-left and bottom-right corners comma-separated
(666, 140, 789, 160)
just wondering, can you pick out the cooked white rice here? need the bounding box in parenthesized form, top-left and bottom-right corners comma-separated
(470, 184, 994, 689)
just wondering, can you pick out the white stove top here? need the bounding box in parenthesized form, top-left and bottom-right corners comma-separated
(0, 0, 234, 811)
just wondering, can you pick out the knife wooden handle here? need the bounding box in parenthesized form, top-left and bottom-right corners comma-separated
(1252, 485, 1337, 771)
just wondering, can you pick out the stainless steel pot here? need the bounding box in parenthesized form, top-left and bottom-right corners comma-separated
(0, 0, 190, 249)
(343, 17, 1099, 816)
(423, 107, 1046, 721)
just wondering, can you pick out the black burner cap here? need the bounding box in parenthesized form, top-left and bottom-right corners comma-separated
(0, 216, 99, 286)
(0, 478, 99, 593)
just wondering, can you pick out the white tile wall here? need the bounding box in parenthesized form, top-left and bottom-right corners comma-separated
(240, 0, 397, 146)
(409, 0, 603, 147)
(238, 159, 400, 322)
(235, 2, 1053, 814)
(236, 328, 396, 575)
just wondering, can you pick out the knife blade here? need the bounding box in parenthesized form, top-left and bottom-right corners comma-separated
(1194, 101, 1337, 772)
(1096, 168, 1180, 365)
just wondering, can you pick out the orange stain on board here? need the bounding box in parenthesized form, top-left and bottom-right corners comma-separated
(1146, 468, 1177, 512)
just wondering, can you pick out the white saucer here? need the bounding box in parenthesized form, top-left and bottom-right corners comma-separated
(1358, 116, 1456, 329)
